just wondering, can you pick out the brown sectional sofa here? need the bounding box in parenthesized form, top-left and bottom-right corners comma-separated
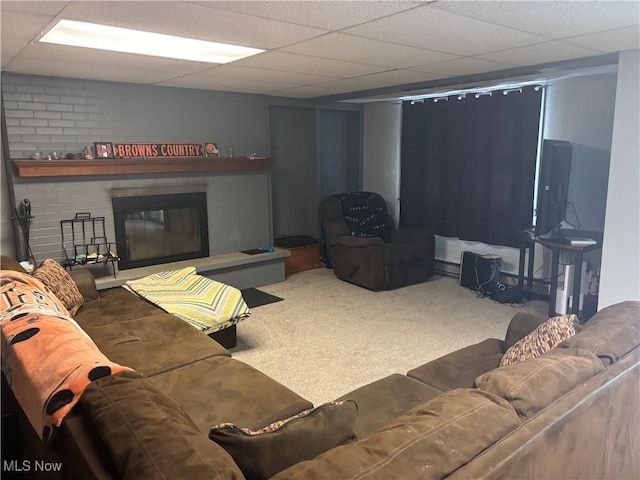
(1, 256, 639, 479)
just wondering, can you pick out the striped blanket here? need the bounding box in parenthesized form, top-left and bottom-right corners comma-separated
(124, 267, 250, 333)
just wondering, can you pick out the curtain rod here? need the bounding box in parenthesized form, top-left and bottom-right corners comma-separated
(404, 81, 545, 104)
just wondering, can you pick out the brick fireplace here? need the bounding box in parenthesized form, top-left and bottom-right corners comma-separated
(10, 166, 275, 275)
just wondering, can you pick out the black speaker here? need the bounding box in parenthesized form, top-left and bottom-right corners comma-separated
(459, 251, 503, 296)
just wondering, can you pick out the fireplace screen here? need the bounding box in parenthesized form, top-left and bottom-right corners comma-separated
(112, 192, 209, 269)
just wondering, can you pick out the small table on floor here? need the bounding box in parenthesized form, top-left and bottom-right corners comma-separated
(275, 235, 324, 277)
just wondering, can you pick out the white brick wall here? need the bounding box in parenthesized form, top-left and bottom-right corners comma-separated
(3, 73, 268, 159)
(3, 73, 272, 264)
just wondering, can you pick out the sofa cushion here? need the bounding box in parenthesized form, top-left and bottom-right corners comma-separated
(74, 287, 163, 326)
(82, 314, 230, 377)
(475, 348, 604, 418)
(503, 311, 550, 353)
(271, 388, 520, 480)
(80, 371, 244, 480)
(335, 373, 442, 439)
(500, 314, 578, 366)
(148, 356, 313, 433)
(33, 258, 84, 316)
(558, 301, 640, 365)
(68, 269, 99, 301)
(209, 401, 357, 480)
(407, 338, 504, 391)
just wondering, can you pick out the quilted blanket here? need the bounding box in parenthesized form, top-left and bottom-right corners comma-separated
(0, 271, 133, 443)
(124, 267, 250, 333)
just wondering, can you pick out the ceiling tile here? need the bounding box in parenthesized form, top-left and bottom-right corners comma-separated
(1, 10, 56, 60)
(0, 0, 635, 100)
(3, 57, 183, 84)
(270, 81, 370, 99)
(57, 1, 327, 49)
(197, 1, 422, 30)
(156, 75, 290, 94)
(565, 26, 640, 53)
(348, 69, 446, 89)
(267, 85, 332, 99)
(433, 1, 640, 40)
(271, 69, 446, 99)
(410, 57, 517, 76)
(234, 51, 388, 77)
(477, 40, 603, 66)
(281, 32, 459, 68)
(344, 5, 548, 56)
(190, 64, 340, 85)
(0, 1, 67, 16)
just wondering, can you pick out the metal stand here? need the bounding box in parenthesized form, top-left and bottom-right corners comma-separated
(11, 199, 36, 264)
(61, 213, 118, 277)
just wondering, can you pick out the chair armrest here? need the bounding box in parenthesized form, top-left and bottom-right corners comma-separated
(391, 228, 434, 244)
(68, 269, 100, 301)
(337, 235, 385, 248)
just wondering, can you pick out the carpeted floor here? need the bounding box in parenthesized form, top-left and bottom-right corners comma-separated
(231, 268, 548, 406)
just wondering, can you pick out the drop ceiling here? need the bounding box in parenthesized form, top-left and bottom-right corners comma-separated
(1, 1, 638, 101)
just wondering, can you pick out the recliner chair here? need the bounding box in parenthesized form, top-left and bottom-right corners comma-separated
(319, 192, 435, 290)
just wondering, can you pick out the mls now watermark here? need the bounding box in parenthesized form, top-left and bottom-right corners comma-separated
(4, 460, 63, 473)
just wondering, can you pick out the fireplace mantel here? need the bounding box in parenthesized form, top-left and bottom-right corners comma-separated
(12, 156, 272, 178)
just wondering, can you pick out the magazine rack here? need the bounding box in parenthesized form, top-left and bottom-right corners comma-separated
(61, 213, 118, 277)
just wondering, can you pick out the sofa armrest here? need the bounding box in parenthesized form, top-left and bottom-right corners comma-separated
(0, 255, 28, 273)
(337, 235, 385, 248)
(503, 312, 550, 353)
(69, 269, 100, 301)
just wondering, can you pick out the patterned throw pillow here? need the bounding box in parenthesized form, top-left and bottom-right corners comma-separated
(500, 314, 578, 366)
(33, 259, 84, 316)
(209, 400, 358, 480)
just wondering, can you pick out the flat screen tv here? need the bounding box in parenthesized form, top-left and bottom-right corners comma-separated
(534, 140, 573, 237)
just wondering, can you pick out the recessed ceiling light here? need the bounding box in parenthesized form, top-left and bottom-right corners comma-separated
(40, 19, 264, 64)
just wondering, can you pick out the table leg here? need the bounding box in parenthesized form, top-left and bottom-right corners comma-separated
(549, 249, 560, 317)
(527, 242, 535, 290)
(571, 252, 584, 316)
(518, 241, 526, 289)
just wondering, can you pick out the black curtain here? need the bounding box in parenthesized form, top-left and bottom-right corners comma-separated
(399, 86, 542, 248)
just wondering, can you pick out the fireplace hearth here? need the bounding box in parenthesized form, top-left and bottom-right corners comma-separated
(112, 192, 209, 270)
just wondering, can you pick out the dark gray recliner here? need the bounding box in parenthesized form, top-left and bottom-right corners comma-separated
(319, 192, 435, 290)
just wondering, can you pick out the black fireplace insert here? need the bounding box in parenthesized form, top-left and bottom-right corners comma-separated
(112, 192, 209, 270)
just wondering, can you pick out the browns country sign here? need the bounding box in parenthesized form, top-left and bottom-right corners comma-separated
(113, 143, 204, 158)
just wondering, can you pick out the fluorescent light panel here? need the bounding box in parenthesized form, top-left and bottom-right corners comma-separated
(40, 19, 264, 64)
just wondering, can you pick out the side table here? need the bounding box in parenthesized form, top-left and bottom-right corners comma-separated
(518, 229, 602, 319)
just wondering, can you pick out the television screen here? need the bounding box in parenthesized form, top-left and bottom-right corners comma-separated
(534, 140, 573, 237)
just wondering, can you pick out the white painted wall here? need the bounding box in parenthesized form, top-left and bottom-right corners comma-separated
(599, 50, 640, 307)
(362, 102, 402, 224)
(543, 72, 617, 233)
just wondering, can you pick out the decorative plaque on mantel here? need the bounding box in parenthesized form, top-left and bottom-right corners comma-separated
(113, 143, 205, 158)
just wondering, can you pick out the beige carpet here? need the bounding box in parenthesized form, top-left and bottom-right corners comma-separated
(232, 269, 548, 406)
